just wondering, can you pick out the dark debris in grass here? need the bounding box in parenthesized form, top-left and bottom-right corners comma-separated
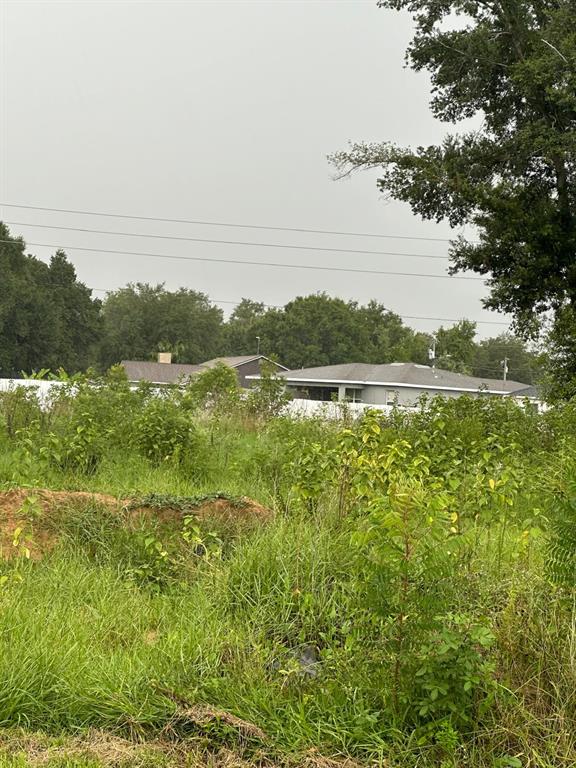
(129, 492, 251, 512)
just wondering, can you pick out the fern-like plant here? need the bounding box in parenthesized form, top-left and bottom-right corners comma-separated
(547, 479, 576, 586)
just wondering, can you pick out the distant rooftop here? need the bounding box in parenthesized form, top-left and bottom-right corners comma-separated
(505, 384, 540, 399)
(121, 360, 202, 385)
(122, 354, 287, 385)
(278, 362, 527, 394)
(201, 355, 288, 370)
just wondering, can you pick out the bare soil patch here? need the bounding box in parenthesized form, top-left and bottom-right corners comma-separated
(0, 488, 272, 558)
(0, 488, 119, 558)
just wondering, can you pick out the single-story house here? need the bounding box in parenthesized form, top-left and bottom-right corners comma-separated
(122, 353, 287, 388)
(504, 384, 538, 399)
(258, 362, 530, 407)
(503, 384, 546, 410)
(199, 356, 288, 388)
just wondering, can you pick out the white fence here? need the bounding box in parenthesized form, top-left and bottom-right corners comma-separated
(0, 378, 66, 405)
(285, 398, 396, 418)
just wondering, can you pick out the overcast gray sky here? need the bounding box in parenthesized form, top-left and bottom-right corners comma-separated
(0, 0, 509, 338)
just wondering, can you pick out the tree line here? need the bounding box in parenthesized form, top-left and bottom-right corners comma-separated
(0, 224, 543, 386)
(0, 224, 101, 376)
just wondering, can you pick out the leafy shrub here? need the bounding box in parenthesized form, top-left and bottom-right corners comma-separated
(244, 360, 291, 419)
(41, 410, 105, 475)
(348, 418, 498, 728)
(133, 396, 199, 466)
(27, 369, 146, 474)
(411, 613, 495, 727)
(36, 382, 106, 474)
(289, 439, 337, 513)
(187, 362, 241, 414)
(0, 385, 43, 440)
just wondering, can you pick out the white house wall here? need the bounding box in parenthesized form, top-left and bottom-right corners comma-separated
(359, 384, 472, 406)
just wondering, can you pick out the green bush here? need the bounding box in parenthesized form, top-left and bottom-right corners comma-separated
(0, 386, 43, 441)
(186, 362, 241, 414)
(133, 396, 199, 467)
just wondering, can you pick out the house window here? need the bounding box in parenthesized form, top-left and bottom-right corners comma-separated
(386, 390, 399, 406)
(298, 386, 339, 402)
(345, 388, 362, 403)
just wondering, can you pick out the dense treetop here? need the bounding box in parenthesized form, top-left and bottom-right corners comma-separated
(332, 0, 576, 330)
(99, 283, 225, 369)
(0, 224, 101, 377)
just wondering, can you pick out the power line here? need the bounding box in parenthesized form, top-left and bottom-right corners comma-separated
(399, 314, 508, 326)
(5, 220, 452, 262)
(16, 278, 511, 328)
(0, 202, 474, 244)
(0, 238, 485, 281)
(211, 299, 508, 326)
(85, 287, 509, 326)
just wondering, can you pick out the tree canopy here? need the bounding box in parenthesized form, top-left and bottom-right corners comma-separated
(246, 294, 432, 370)
(223, 299, 267, 356)
(473, 332, 542, 385)
(0, 224, 101, 377)
(435, 320, 478, 374)
(331, 1, 576, 333)
(99, 283, 225, 368)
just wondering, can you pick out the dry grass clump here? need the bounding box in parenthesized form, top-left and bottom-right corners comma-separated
(0, 728, 365, 768)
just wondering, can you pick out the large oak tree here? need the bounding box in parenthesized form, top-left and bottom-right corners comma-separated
(332, 1, 576, 333)
(99, 283, 225, 367)
(0, 224, 101, 376)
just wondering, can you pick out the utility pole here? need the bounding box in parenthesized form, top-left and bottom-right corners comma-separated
(501, 357, 509, 382)
(256, 336, 261, 355)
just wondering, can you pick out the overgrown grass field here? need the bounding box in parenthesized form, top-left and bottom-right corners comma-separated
(0, 373, 575, 766)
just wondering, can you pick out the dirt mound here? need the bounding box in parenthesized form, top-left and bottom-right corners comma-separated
(130, 494, 273, 526)
(0, 488, 272, 559)
(0, 487, 118, 515)
(0, 488, 119, 558)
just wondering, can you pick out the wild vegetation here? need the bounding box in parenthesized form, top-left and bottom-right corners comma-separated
(2, 2, 576, 765)
(0, 370, 575, 767)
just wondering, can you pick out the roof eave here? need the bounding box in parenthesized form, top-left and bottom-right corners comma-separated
(247, 374, 519, 396)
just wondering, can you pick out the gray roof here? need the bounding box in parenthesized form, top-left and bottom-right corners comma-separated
(278, 362, 527, 394)
(505, 384, 540, 398)
(201, 355, 287, 370)
(122, 355, 287, 384)
(121, 360, 202, 384)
